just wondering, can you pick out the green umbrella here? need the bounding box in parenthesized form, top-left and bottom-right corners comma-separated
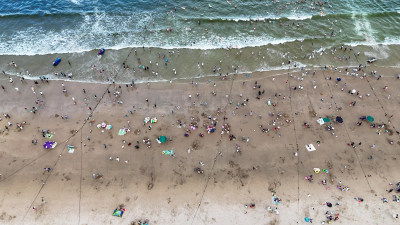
(158, 136, 167, 143)
(367, 116, 374, 122)
(323, 118, 330, 122)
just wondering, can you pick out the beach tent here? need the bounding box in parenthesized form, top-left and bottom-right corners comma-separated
(43, 141, 57, 149)
(43, 141, 53, 149)
(305, 144, 316, 152)
(112, 209, 124, 217)
(316, 118, 324, 125)
(367, 116, 374, 122)
(323, 118, 330, 122)
(112, 205, 126, 217)
(336, 116, 343, 123)
(118, 129, 128, 136)
(158, 136, 167, 143)
(67, 145, 75, 153)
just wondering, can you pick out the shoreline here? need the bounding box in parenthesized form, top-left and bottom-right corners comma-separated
(2, 43, 400, 84)
(2, 63, 400, 86)
(1, 66, 302, 85)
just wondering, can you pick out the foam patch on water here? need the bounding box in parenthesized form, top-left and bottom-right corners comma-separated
(191, 14, 313, 22)
(345, 37, 400, 47)
(286, 15, 313, 21)
(352, 13, 377, 44)
(382, 37, 400, 45)
(70, 0, 81, 5)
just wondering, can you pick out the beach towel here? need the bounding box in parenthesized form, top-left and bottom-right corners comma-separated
(162, 150, 174, 155)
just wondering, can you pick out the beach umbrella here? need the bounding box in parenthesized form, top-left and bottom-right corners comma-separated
(336, 116, 343, 123)
(53, 58, 61, 66)
(323, 118, 330, 122)
(158, 136, 167, 143)
(367, 116, 374, 122)
(112, 209, 124, 217)
(43, 141, 53, 149)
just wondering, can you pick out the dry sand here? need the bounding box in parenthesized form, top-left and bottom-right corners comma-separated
(0, 65, 400, 225)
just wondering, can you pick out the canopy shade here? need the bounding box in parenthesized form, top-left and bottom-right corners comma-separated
(158, 136, 167, 143)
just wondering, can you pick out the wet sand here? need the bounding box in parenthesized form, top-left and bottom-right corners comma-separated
(0, 64, 400, 225)
(1, 43, 400, 84)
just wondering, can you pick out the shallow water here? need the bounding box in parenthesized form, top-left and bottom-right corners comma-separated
(0, 0, 399, 82)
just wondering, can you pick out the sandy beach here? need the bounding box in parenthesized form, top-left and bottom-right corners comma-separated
(1, 0, 400, 224)
(0, 61, 400, 225)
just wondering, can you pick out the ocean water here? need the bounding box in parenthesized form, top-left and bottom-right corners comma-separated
(0, 0, 400, 82)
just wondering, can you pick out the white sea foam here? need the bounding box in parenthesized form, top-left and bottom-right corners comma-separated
(381, 37, 400, 45)
(348, 11, 394, 58)
(0, 7, 397, 56)
(345, 38, 400, 47)
(2, 26, 398, 56)
(70, 0, 81, 5)
(189, 14, 314, 22)
(347, 38, 400, 60)
(286, 15, 313, 21)
(0, 28, 303, 55)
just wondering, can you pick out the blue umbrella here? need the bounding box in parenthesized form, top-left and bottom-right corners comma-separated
(53, 58, 61, 66)
(43, 141, 53, 149)
(158, 136, 167, 143)
(165, 58, 168, 62)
